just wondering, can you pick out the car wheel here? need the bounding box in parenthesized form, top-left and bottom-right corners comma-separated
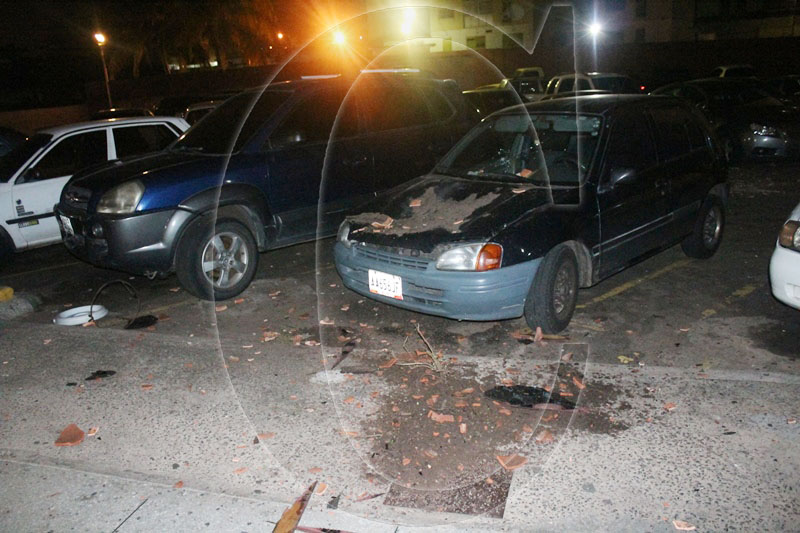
(0, 229, 15, 264)
(175, 218, 258, 301)
(681, 195, 725, 259)
(523, 244, 579, 334)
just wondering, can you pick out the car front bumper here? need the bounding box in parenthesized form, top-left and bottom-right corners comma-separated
(334, 242, 541, 321)
(741, 133, 800, 159)
(55, 203, 193, 274)
(769, 242, 800, 310)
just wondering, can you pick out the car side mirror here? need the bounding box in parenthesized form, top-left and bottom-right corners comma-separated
(610, 167, 635, 186)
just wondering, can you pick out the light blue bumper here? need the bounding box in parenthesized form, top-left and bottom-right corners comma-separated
(334, 242, 541, 321)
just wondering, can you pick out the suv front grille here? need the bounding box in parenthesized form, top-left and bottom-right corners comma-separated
(354, 245, 430, 271)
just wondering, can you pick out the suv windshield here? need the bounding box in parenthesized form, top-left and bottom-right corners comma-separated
(0, 133, 51, 182)
(172, 90, 291, 155)
(437, 112, 601, 185)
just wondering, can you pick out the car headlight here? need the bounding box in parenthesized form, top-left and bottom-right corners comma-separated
(337, 221, 351, 248)
(96, 180, 144, 214)
(750, 123, 780, 137)
(435, 243, 502, 271)
(778, 220, 800, 251)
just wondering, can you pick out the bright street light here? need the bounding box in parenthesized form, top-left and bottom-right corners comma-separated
(277, 32, 284, 40)
(93, 32, 112, 108)
(333, 31, 345, 45)
(589, 22, 602, 37)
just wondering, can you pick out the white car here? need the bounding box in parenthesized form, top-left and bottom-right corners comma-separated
(770, 201, 800, 310)
(0, 116, 189, 258)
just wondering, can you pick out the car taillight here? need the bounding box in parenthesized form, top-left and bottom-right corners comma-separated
(778, 220, 800, 250)
(476, 244, 502, 271)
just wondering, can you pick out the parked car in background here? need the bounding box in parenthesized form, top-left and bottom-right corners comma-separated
(0, 127, 25, 157)
(90, 108, 154, 120)
(711, 64, 756, 78)
(0, 116, 188, 258)
(334, 95, 728, 333)
(56, 73, 476, 300)
(506, 67, 546, 102)
(770, 200, 800, 310)
(653, 78, 800, 161)
(153, 92, 238, 116)
(544, 72, 640, 97)
(183, 100, 223, 125)
(765, 75, 800, 106)
(463, 81, 524, 117)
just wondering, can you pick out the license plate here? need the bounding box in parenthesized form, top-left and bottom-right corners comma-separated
(59, 215, 74, 237)
(368, 269, 403, 300)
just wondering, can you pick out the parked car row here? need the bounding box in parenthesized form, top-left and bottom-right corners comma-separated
(2, 65, 794, 334)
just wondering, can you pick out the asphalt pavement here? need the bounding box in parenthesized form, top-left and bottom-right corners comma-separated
(0, 164, 798, 532)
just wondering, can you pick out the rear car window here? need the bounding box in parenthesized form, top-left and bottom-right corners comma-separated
(360, 82, 432, 131)
(269, 88, 356, 148)
(113, 125, 177, 158)
(649, 107, 691, 161)
(420, 87, 455, 122)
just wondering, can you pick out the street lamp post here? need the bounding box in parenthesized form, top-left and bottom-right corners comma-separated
(94, 32, 112, 109)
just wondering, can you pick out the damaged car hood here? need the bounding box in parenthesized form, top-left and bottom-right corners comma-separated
(346, 174, 569, 253)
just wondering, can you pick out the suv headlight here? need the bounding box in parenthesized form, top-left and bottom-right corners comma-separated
(97, 180, 144, 214)
(778, 220, 800, 251)
(435, 243, 502, 271)
(337, 221, 351, 248)
(750, 123, 780, 137)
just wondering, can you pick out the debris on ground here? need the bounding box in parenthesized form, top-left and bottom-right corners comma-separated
(484, 385, 577, 410)
(85, 370, 116, 381)
(272, 482, 317, 533)
(125, 314, 158, 330)
(496, 454, 527, 471)
(672, 519, 697, 531)
(54, 423, 84, 446)
(396, 324, 446, 372)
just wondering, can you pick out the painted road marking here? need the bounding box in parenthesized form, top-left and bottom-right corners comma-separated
(576, 259, 692, 309)
(700, 282, 761, 319)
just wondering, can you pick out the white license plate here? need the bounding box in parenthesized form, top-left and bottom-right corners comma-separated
(368, 269, 403, 300)
(59, 215, 74, 236)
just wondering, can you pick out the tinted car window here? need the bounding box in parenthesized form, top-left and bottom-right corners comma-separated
(174, 90, 290, 154)
(361, 83, 432, 131)
(577, 78, 591, 91)
(592, 76, 636, 93)
(269, 88, 356, 148)
(30, 130, 107, 180)
(649, 107, 691, 161)
(604, 108, 657, 176)
(685, 117, 708, 150)
(1, 133, 51, 182)
(113, 125, 176, 158)
(420, 87, 454, 121)
(559, 78, 574, 92)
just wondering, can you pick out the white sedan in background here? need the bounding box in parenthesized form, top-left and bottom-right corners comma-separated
(0, 116, 188, 259)
(770, 201, 800, 310)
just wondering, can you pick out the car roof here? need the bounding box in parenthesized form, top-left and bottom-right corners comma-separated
(38, 116, 186, 136)
(496, 94, 679, 116)
(247, 73, 457, 95)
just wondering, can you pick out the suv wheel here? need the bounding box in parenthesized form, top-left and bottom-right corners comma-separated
(681, 196, 725, 259)
(523, 244, 579, 334)
(176, 218, 258, 301)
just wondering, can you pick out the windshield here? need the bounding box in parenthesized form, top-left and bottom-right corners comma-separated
(172, 90, 291, 155)
(437, 112, 601, 185)
(0, 133, 50, 182)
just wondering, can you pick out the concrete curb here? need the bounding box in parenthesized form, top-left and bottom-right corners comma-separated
(0, 292, 41, 321)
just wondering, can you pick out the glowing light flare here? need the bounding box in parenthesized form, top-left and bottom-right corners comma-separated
(333, 30, 345, 45)
(94, 32, 106, 46)
(589, 22, 602, 37)
(277, 32, 284, 40)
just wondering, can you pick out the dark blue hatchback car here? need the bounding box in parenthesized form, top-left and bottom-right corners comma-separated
(55, 73, 474, 299)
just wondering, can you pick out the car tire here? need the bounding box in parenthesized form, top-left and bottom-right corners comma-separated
(681, 195, 725, 259)
(523, 244, 579, 334)
(175, 217, 258, 301)
(0, 228, 15, 264)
